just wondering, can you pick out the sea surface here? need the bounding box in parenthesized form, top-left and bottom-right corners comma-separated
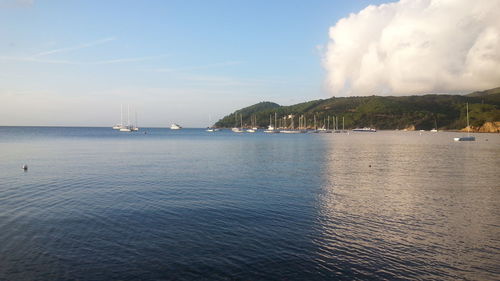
(0, 127, 499, 281)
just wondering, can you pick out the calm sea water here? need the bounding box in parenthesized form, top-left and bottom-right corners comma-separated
(0, 127, 499, 280)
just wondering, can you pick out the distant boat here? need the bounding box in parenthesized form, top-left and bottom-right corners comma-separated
(247, 115, 258, 133)
(454, 103, 475, 142)
(431, 118, 438, 132)
(131, 111, 139, 131)
(171, 124, 182, 130)
(264, 113, 279, 133)
(280, 114, 303, 133)
(280, 130, 301, 134)
(113, 104, 124, 130)
(206, 114, 219, 132)
(232, 113, 244, 133)
(353, 127, 376, 132)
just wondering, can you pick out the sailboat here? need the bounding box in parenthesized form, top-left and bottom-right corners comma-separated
(264, 113, 279, 133)
(246, 115, 257, 133)
(281, 114, 301, 133)
(206, 114, 220, 132)
(454, 103, 475, 141)
(232, 113, 244, 133)
(131, 111, 139, 131)
(341, 116, 347, 133)
(431, 117, 438, 132)
(113, 104, 124, 130)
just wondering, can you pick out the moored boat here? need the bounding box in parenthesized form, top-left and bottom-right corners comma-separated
(454, 103, 475, 142)
(353, 127, 376, 132)
(170, 124, 182, 130)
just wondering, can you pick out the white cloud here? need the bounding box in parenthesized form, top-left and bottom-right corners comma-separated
(323, 0, 500, 96)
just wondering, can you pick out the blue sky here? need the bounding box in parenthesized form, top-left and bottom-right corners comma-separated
(0, 0, 400, 126)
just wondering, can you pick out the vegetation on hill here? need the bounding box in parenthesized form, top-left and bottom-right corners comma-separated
(215, 87, 500, 130)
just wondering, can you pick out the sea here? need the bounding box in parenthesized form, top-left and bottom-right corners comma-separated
(0, 127, 499, 281)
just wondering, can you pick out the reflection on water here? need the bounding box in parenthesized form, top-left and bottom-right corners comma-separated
(316, 132, 500, 280)
(0, 127, 498, 280)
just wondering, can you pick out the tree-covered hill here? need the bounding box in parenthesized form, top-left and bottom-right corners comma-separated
(215, 87, 500, 130)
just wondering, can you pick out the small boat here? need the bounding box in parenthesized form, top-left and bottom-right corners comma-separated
(263, 114, 279, 133)
(170, 124, 182, 130)
(431, 118, 438, 132)
(113, 104, 124, 130)
(454, 136, 475, 141)
(454, 103, 475, 142)
(353, 127, 376, 132)
(206, 114, 219, 132)
(317, 127, 332, 133)
(247, 115, 258, 132)
(280, 114, 303, 133)
(232, 113, 244, 133)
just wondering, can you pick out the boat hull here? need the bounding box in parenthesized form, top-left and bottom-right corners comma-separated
(454, 136, 475, 141)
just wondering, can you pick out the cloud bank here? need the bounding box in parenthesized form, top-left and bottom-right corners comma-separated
(323, 0, 500, 96)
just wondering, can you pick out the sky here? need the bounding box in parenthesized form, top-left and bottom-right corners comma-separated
(1, 0, 499, 127)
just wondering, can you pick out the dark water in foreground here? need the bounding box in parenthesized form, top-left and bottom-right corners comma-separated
(0, 127, 499, 280)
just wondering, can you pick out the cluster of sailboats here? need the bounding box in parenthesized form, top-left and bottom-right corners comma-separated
(228, 113, 353, 134)
(112, 105, 139, 132)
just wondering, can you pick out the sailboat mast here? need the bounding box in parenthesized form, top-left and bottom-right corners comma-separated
(342, 116, 345, 131)
(127, 104, 130, 127)
(120, 104, 123, 125)
(466, 102, 470, 136)
(274, 112, 277, 129)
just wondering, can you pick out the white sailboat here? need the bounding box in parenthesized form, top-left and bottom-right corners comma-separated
(431, 118, 438, 132)
(113, 104, 124, 130)
(281, 114, 301, 133)
(352, 127, 376, 132)
(454, 103, 475, 141)
(206, 114, 220, 132)
(131, 111, 139, 131)
(232, 113, 244, 133)
(247, 115, 257, 133)
(170, 124, 182, 130)
(264, 113, 279, 133)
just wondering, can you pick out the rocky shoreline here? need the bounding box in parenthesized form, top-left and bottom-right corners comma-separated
(459, 122, 500, 133)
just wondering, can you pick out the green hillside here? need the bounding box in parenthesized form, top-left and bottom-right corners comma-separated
(215, 88, 500, 130)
